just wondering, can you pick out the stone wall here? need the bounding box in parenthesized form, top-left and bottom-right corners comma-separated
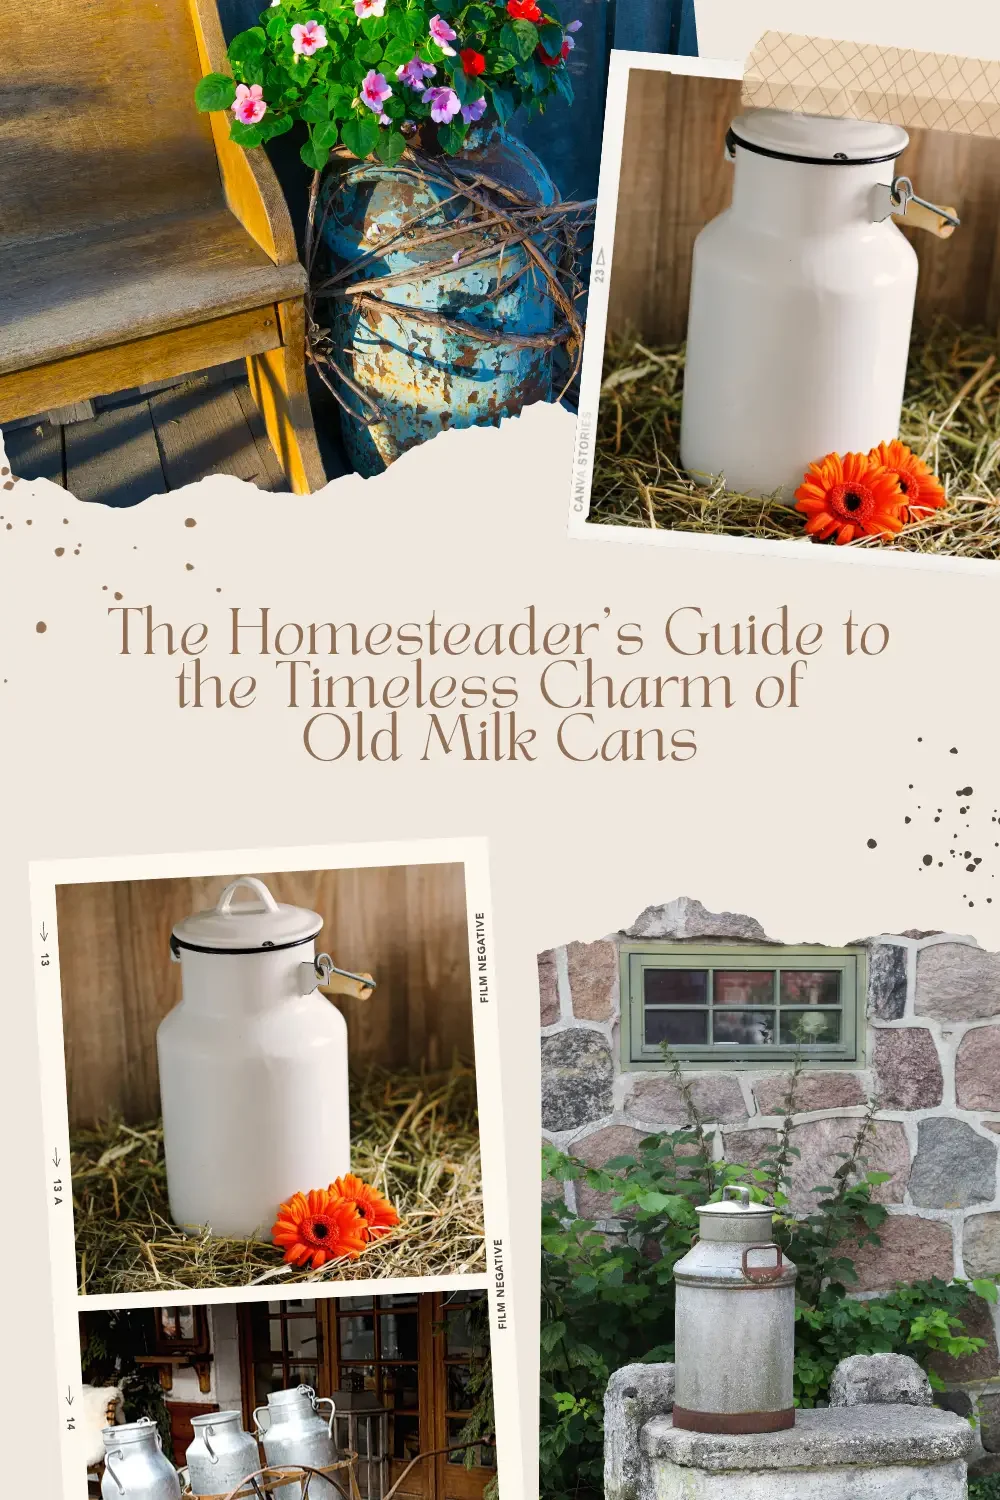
(539, 898, 1000, 1469)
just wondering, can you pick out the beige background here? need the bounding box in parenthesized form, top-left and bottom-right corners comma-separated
(5, 5, 1000, 1497)
(57, 863, 472, 1126)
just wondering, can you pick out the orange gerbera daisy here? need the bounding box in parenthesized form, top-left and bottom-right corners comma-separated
(271, 1188, 368, 1268)
(330, 1174, 400, 1241)
(794, 450, 905, 545)
(868, 439, 946, 519)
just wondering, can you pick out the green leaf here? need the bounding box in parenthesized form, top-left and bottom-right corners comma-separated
(195, 73, 237, 112)
(354, 38, 384, 64)
(552, 64, 574, 105)
(375, 128, 407, 166)
(973, 1279, 1000, 1305)
(228, 25, 268, 69)
(300, 88, 333, 121)
(539, 22, 563, 50)
(361, 13, 388, 39)
(487, 81, 515, 125)
(437, 118, 469, 155)
(341, 111, 382, 159)
(500, 18, 539, 61)
(230, 117, 270, 149)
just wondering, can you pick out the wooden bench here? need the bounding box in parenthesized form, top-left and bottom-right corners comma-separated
(0, 0, 326, 494)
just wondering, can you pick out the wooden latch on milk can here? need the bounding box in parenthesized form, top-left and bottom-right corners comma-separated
(307, 953, 377, 1002)
(872, 176, 961, 239)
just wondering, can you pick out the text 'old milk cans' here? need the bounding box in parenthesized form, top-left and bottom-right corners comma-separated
(673, 1186, 797, 1433)
(254, 1385, 339, 1499)
(100, 1419, 181, 1500)
(157, 877, 375, 1238)
(680, 109, 959, 501)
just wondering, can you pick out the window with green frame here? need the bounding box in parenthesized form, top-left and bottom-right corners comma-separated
(620, 943, 866, 1068)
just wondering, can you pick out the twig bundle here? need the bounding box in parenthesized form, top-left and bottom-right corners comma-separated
(302, 150, 595, 424)
(591, 320, 1000, 558)
(72, 1064, 483, 1295)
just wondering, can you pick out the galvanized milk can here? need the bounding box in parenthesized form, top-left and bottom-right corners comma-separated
(157, 877, 375, 1238)
(680, 109, 958, 501)
(100, 1418, 181, 1500)
(184, 1411, 259, 1496)
(673, 1186, 797, 1432)
(254, 1386, 338, 1499)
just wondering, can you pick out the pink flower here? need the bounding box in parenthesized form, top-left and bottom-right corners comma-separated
(422, 84, 461, 123)
(231, 83, 267, 124)
(428, 13, 457, 54)
(291, 19, 327, 55)
(353, 0, 386, 14)
(461, 96, 487, 123)
(397, 56, 436, 90)
(361, 69, 393, 111)
(379, 112, 391, 124)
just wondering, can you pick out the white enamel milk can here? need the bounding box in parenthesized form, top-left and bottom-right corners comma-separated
(254, 1385, 338, 1500)
(673, 1186, 797, 1433)
(100, 1418, 181, 1500)
(157, 877, 375, 1238)
(680, 109, 959, 501)
(184, 1411, 260, 1495)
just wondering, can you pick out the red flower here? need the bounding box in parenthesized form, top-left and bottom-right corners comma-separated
(460, 48, 486, 76)
(537, 38, 570, 66)
(507, 0, 542, 19)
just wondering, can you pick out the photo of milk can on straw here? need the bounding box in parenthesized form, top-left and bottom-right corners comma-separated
(158, 877, 376, 1240)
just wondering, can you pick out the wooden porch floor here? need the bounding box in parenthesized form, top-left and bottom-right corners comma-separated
(3, 364, 348, 504)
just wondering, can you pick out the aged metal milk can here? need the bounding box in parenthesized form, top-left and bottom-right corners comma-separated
(184, 1411, 260, 1496)
(673, 1186, 797, 1432)
(157, 877, 375, 1238)
(254, 1385, 338, 1500)
(100, 1418, 181, 1500)
(680, 109, 958, 500)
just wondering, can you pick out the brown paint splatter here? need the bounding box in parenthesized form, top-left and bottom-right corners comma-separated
(185, 563, 194, 571)
(35, 622, 46, 633)
(185, 518, 197, 528)
(54, 547, 64, 557)
(114, 592, 123, 601)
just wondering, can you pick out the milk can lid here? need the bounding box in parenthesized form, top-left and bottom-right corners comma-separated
(729, 109, 909, 165)
(698, 1186, 772, 1220)
(172, 876, 323, 954)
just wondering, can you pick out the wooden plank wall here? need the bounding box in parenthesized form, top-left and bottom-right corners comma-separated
(608, 70, 1000, 346)
(57, 864, 472, 1128)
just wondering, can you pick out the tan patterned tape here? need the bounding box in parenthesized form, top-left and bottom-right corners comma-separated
(742, 32, 1000, 139)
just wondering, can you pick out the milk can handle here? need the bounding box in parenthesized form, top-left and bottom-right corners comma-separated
(104, 1450, 126, 1496)
(315, 1396, 336, 1439)
(253, 1406, 270, 1437)
(722, 1185, 751, 1207)
(741, 1242, 784, 1282)
(216, 877, 280, 915)
(202, 1424, 218, 1463)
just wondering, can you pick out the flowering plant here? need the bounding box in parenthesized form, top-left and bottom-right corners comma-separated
(195, 0, 580, 170)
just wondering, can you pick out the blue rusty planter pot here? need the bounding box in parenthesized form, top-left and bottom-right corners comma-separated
(318, 127, 559, 476)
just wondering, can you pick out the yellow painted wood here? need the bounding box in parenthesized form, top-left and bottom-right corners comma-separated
(247, 300, 327, 494)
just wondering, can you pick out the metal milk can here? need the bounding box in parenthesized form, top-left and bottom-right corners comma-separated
(254, 1386, 338, 1500)
(680, 109, 958, 501)
(673, 1186, 797, 1433)
(100, 1418, 181, 1500)
(157, 877, 376, 1238)
(184, 1411, 260, 1496)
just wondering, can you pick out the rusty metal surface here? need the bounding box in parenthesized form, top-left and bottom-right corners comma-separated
(671, 1406, 797, 1434)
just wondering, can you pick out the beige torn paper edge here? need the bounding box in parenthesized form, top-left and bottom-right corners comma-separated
(742, 32, 1000, 138)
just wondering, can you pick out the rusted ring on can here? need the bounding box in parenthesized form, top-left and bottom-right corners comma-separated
(741, 1242, 784, 1282)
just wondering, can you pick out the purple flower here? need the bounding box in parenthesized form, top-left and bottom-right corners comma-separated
(461, 96, 487, 123)
(361, 69, 393, 111)
(566, 17, 582, 30)
(428, 13, 457, 54)
(422, 84, 461, 122)
(397, 56, 436, 90)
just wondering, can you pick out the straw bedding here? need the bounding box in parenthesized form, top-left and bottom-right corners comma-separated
(590, 319, 1000, 558)
(72, 1064, 483, 1295)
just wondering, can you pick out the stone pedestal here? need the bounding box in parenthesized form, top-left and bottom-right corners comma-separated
(640, 1406, 973, 1499)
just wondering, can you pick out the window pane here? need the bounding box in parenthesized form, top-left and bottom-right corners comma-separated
(266, 1318, 284, 1356)
(380, 1312, 419, 1360)
(780, 970, 841, 1005)
(267, 1299, 315, 1314)
(445, 1295, 487, 1356)
(339, 1315, 375, 1360)
(712, 1009, 775, 1045)
(338, 1296, 374, 1311)
(645, 1009, 708, 1046)
(287, 1317, 321, 1360)
(779, 1010, 842, 1045)
(447, 1417, 495, 1467)
(447, 1364, 474, 1412)
(287, 1362, 320, 1389)
(714, 971, 774, 1006)
(391, 1414, 421, 1462)
(379, 1294, 418, 1308)
(253, 1362, 287, 1401)
(337, 1365, 376, 1395)
(644, 969, 708, 1006)
(382, 1365, 419, 1411)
